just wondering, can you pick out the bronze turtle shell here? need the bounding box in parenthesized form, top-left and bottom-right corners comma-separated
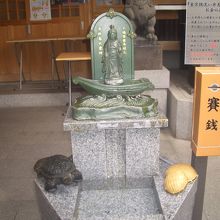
(34, 155, 82, 192)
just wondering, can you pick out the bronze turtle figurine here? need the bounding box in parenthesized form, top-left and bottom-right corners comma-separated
(34, 155, 82, 192)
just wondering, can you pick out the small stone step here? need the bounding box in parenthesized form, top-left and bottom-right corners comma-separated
(77, 188, 163, 220)
(167, 82, 193, 140)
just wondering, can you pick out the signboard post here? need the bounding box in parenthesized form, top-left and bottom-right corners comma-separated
(191, 67, 220, 220)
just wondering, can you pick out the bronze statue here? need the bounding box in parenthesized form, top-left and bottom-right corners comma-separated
(124, 0, 157, 42)
(34, 155, 82, 192)
(102, 25, 124, 85)
(72, 9, 158, 120)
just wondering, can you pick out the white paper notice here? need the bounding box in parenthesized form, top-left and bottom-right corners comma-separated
(185, 0, 220, 64)
(30, 0, 51, 21)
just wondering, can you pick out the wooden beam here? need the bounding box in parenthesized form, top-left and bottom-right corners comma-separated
(154, 0, 186, 5)
(156, 11, 179, 20)
(159, 40, 181, 51)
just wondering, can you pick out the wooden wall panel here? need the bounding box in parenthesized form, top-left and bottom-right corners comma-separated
(28, 42, 51, 80)
(46, 21, 81, 38)
(0, 26, 19, 81)
(46, 23, 63, 38)
(0, 26, 8, 75)
(20, 44, 31, 80)
(70, 40, 91, 79)
(0, 22, 91, 82)
(24, 40, 91, 81)
(7, 25, 27, 40)
(60, 21, 81, 37)
(30, 24, 47, 39)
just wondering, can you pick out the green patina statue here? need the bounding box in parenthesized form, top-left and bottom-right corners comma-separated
(71, 9, 158, 120)
(102, 25, 124, 85)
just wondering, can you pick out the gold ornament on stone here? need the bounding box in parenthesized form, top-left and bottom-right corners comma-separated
(164, 164, 198, 194)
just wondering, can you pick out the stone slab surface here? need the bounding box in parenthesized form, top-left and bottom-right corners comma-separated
(126, 128, 160, 178)
(35, 158, 197, 220)
(134, 39, 162, 70)
(71, 129, 108, 180)
(135, 67, 170, 89)
(154, 159, 197, 220)
(77, 188, 163, 220)
(80, 177, 153, 191)
(105, 129, 126, 179)
(64, 107, 168, 132)
(71, 127, 160, 180)
(167, 82, 193, 140)
(154, 174, 196, 220)
(35, 179, 79, 220)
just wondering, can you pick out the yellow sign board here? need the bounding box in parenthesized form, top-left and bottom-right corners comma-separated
(192, 67, 220, 156)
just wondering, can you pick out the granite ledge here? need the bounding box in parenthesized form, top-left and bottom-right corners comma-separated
(135, 66, 170, 89)
(64, 107, 168, 131)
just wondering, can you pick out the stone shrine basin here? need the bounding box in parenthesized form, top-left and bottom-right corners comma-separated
(35, 159, 197, 220)
(76, 177, 163, 220)
(36, 177, 163, 220)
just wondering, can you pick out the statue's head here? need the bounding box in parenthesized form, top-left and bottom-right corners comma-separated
(108, 25, 117, 40)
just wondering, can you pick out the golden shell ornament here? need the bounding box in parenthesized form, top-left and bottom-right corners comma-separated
(164, 163, 198, 194)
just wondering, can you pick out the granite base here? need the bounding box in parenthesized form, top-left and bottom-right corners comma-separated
(134, 39, 162, 70)
(135, 67, 170, 90)
(64, 107, 168, 180)
(35, 158, 197, 220)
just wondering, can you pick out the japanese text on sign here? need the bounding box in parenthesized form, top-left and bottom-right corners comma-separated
(185, 0, 220, 64)
(206, 96, 219, 131)
(192, 67, 220, 156)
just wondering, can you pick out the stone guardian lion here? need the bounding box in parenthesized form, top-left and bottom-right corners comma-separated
(124, 0, 158, 42)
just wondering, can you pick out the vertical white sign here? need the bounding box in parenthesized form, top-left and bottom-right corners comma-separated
(30, 0, 51, 21)
(185, 0, 220, 64)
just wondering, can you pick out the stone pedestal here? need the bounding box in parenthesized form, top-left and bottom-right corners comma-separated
(134, 38, 162, 70)
(167, 82, 193, 140)
(35, 107, 198, 220)
(64, 107, 168, 180)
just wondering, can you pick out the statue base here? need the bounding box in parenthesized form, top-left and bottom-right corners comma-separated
(72, 95, 158, 120)
(134, 38, 162, 70)
(35, 158, 198, 220)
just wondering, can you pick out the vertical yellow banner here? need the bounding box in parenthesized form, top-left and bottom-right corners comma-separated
(192, 67, 220, 156)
